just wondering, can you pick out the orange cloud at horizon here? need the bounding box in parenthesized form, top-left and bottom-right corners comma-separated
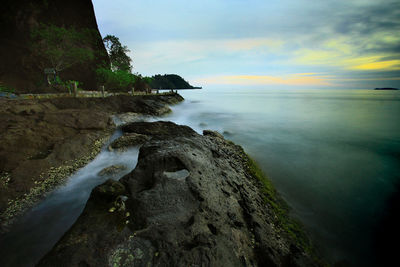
(196, 74, 332, 86)
(294, 35, 400, 72)
(351, 60, 400, 71)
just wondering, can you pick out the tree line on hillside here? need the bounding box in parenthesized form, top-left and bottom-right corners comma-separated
(149, 74, 195, 89)
(27, 23, 196, 93)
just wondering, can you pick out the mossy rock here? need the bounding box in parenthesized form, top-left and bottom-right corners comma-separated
(110, 133, 150, 150)
(92, 179, 126, 201)
(98, 165, 127, 177)
(242, 152, 325, 264)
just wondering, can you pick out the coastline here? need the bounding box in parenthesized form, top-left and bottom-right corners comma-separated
(1, 94, 323, 266)
(38, 122, 323, 266)
(0, 94, 183, 233)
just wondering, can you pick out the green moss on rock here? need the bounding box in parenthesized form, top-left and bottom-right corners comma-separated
(241, 151, 326, 265)
(0, 134, 110, 230)
(0, 172, 11, 188)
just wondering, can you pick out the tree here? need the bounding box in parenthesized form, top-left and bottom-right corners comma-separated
(102, 35, 132, 72)
(150, 74, 194, 89)
(133, 74, 152, 93)
(31, 24, 95, 81)
(97, 34, 137, 92)
(96, 67, 136, 92)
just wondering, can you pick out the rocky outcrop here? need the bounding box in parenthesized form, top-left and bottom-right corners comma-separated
(0, 93, 183, 232)
(39, 121, 322, 266)
(0, 0, 108, 93)
(98, 165, 127, 177)
(110, 133, 150, 150)
(112, 112, 143, 126)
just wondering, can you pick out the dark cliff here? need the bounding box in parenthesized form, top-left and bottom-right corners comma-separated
(0, 0, 108, 93)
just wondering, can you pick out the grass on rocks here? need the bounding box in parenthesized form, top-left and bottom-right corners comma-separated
(242, 151, 327, 265)
(0, 135, 110, 231)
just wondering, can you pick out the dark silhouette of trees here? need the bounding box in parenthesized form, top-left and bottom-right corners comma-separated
(150, 74, 194, 89)
(31, 24, 95, 83)
(102, 35, 132, 72)
(96, 34, 135, 92)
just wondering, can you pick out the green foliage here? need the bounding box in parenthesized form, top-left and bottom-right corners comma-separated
(150, 74, 194, 89)
(54, 76, 82, 93)
(55, 76, 63, 85)
(0, 84, 15, 93)
(243, 153, 315, 255)
(68, 80, 83, 92)
(31, 24, 95, 73)
(96, 67, 135, 92)
(97, 34, 136, 92)
(42, 0, 49, 8)
(133, 74, 152, 92)
(143, 76, 154, 85)
(103, 35, 132, 72)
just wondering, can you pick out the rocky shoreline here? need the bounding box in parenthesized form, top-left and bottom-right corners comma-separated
(1, 94, 324, 266)
(0, 94, 183, 233)
(38, 121, 323, 266)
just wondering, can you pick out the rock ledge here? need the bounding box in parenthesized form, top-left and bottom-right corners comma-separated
(39, 121, 322, 267)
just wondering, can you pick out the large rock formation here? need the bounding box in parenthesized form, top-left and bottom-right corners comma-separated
(0, 94, 183, 232)
(38, 121, 322, 266)
(0, 0, 108, 93)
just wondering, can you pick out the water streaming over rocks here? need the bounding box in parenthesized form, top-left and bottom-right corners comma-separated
(0, 129, 140, 266)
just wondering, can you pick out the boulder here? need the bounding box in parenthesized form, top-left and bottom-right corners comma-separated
(98, 165, 127, 177)
(122, 121, 197, 139)
(38, 122, 322, 266)
(0, 94, 184, 232)
(110, 133, 150, 150)
(112, 112, 143, 126)
(203, 129, 225, 139)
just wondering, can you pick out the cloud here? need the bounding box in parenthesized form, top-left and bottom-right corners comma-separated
(196, 73, 332, 86)
(295, 51, 400, 71)
(332, 1, 400, 37)
(351, 60, 400, 71)
(93, 0, 400, 89)
(134, 38, 283, 57)
(130, 37, 285, 76)
(293, 32, 400, 72)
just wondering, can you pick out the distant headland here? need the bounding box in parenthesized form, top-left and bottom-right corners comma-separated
(374, 88, 399, 90)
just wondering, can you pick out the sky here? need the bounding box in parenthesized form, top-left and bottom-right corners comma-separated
(92, 0, 400, 89)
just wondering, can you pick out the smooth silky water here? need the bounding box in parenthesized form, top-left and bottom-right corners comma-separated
(165, 88, 400, 266)
(1, 89, 398, 266)
(0, 129, 140, 267)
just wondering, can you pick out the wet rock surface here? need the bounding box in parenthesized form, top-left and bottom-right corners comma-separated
(112, 112, 143, 126)
(98, 165, 127, 177)
(39, 121, 322, 267)
(0, 94, 183, 232)
(110, 133, 150, 150)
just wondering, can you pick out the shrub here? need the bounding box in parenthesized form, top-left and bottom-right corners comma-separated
(0, 84, 15, 93)
(31, 24, 95, 76)
(96, 68, 135, 92)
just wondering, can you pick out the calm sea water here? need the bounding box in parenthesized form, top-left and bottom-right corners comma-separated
(1, 89, 398, 266)
(165, 88, 400, 266)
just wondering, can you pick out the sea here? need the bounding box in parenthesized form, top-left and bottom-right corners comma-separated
(1, 88, 399, 266)
(165, 88, 400, 266)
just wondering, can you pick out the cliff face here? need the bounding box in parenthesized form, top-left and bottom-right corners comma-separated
(0, 0, 108, 93)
